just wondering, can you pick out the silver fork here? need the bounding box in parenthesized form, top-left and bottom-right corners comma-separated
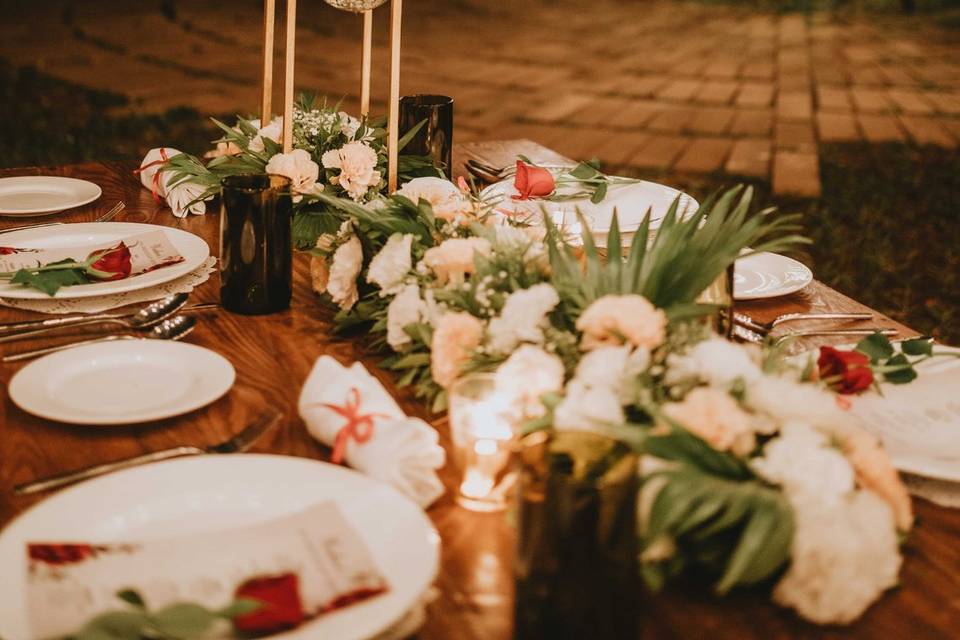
(95, 200, 124, 222)
(14, 409, 284, 494)
(734, 324, 898, 345)
(734, 311, 873, 335)
(0, 201, 124, 236)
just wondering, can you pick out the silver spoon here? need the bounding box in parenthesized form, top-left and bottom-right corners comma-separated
(3, 315, 197, 362)
(0, 293, 191, 343)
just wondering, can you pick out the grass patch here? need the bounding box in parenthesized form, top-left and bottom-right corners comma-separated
(0, 59, 223, 169)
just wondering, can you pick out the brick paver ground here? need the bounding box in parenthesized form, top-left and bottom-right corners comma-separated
(3, 0, 960, 198)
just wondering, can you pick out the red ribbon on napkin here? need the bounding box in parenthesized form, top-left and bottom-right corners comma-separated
(132, 148, 170, 204)
(321, 387, 387, 464)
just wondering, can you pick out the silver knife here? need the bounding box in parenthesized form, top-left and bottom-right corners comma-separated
(14, 409, 284, 495)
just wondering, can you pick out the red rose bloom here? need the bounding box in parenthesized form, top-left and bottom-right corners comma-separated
(512, 160, 555, 200)
(818, 346, 874, 394)
(28, 543, 97, 565)
(85, 242, 132, 281)
(0, 247, 20, 255)
(233, 573, 305, 635)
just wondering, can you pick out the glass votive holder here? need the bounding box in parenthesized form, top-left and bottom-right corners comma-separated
(448, 373, 518, 513)
(399, 95, 453, 174)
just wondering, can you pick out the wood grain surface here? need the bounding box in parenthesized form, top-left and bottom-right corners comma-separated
(0, 142, 957, 639)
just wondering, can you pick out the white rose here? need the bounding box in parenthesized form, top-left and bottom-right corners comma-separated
(494, 345, 565, 419)
(486, 283, 560, 354)
(367, 233, 413, 295)
(321, 141, 381, 200)
(396, 177, 472, 223)
(773, 490, 901, 625)
(327, 235, 363, 310)
(249, 117, 283, 153)
(265, 149, 321, 200)
(386, 284, 425, 351)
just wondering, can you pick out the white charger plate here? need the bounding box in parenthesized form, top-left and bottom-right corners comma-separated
(0, 177, 102, 217)
(842, 346, 960, 482)
(0, 222, 209, 300)
(0, 455, 440, 640)
(482, 175, 698, 237)
(9, 340, 236, 425)
(734, 251, 813, 300)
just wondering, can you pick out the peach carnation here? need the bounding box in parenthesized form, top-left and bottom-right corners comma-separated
(576, 294, 666, 351)
(430, 312, 485, 389)
(422, 237, 492, 284)
(662, 387, 758, 456)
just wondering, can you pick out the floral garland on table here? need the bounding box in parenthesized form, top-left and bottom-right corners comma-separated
(303, 168, 957, 625)
(139, 95, 437, 236)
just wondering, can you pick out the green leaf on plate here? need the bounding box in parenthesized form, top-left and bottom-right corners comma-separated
(150, 603, 218, 638)
(590, 180, 608, 204)
(883, 353, 918, 384)
(115, 589, 146, 609)
(856, 332, 895, 363)
(75, 611, 149, 640)
(9, 265, 89, 296)
(901, 336, 934, 357)
(216, 598, 263, 619)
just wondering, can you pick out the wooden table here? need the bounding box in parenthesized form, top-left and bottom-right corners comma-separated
(1, 141, 958, 639)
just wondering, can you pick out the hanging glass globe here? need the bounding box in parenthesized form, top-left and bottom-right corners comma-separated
(324, 0, 389, 11)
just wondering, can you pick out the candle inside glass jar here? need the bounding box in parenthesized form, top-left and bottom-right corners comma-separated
(449, 374, 518, 512)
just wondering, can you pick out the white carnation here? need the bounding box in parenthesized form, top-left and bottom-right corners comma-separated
(396, 176, 471, 222)
(327, 235, 363, 310)
(265, 149, 321, 200)
(774, 491, 901, 624)
(321, 141, 381, 200)
(665, 337, 763, 388)
(386, 284, 425, 351)
(752, 422, 855, 502)
(494, 345, 565, 419)
(745, 373, 852, 434)
(574, 345, 632, 392)
(249, 117, 283, 153)
(367, 233, 413, 295)
(553, 382, 625, 432)
(486, 283, 560, 353)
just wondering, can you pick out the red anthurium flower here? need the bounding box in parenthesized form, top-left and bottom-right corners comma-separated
(28, 543, 97, 565)
(233, 573, 305, 635)
(85, 242, 132, 281)
(512, 160, 555, 200)
(818, 346, 874, 394)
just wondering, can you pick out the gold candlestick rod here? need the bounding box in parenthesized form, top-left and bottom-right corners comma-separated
(260, 0, 276, 127)
(282, 0, 298, 154)
(360, 10, 373, 117)
(387, 0, 402, 191)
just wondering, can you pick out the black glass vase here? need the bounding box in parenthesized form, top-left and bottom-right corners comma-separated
(219, 174, 293, 315)
(514, 431, 641, 640)
(399, 95, 453, 174)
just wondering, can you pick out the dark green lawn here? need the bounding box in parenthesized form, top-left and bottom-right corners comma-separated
(1, 60, 957, 344)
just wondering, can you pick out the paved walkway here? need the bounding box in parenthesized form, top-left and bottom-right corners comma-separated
(2, 0, 959, 197)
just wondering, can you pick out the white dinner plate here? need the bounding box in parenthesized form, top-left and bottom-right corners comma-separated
(0, 455, 440, 640)
(482, 175, 698, 241)
(841, 346, 960, 482)
(0, 176, 102, 217)
(0, 222, 209, 300)
(734, 251, 813, 300)
(8, 341, 235, 425)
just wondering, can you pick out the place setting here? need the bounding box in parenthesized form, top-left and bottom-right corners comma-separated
(3, 0, 960, 638)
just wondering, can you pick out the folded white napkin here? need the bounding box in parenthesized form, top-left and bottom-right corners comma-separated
(298, 356, 446, 508)
(138, 147, 208, 218)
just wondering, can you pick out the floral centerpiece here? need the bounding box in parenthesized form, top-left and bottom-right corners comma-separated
(300, 172, 953, 625)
